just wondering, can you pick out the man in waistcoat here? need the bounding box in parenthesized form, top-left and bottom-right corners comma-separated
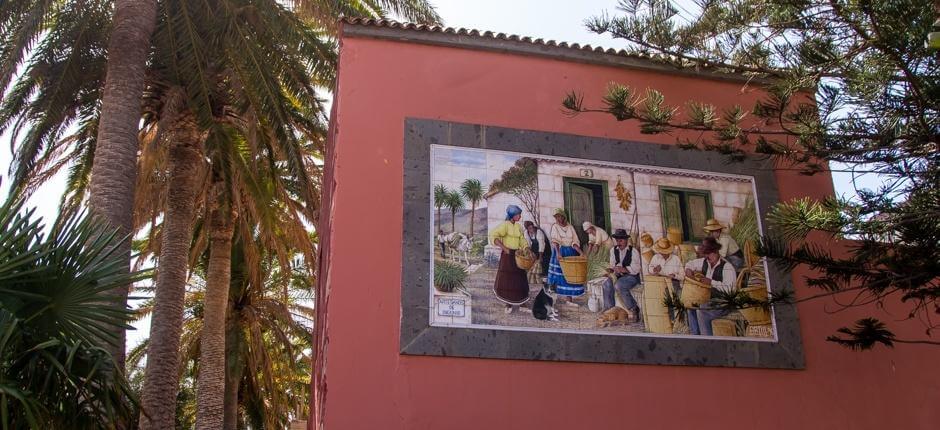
(684, 237, 738, 336)
(602, 229, 643, 321)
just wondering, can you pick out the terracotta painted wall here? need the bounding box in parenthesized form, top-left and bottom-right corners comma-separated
(311, 31, 940, 430)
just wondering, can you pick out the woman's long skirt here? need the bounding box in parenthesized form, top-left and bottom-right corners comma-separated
(547, 246, 584, 297)
(493, 249, 530, 305)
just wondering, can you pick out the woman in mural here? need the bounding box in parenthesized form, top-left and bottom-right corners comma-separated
(524, 221, 551, 285)
(582, 221, 613, 253)
(547, 208, 584, 303)
(489, 205, 530, 313)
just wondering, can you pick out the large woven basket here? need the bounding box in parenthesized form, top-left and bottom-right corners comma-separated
(559, 256, 588, 285)
(740, 285, 772, 324)
(642, 275, 673, 334)
(680, 276, 711, 307)
(515, 252, 536, 271)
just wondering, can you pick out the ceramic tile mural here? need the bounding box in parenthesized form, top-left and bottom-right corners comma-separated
(429, 145, 777, 341)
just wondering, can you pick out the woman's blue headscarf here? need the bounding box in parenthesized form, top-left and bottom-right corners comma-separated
(505, 205, 522, 220)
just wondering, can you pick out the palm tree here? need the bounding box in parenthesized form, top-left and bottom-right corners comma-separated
(87, 0, 159, 365)
(434, 184, 448, 232)
(2, 1, 440, 426)
(460, 178, 485, 237)
(129, 238, 314, 429)
(444, 190, 464, 233)
(0, 0, 156, 365)
(0, 190, 151, 428)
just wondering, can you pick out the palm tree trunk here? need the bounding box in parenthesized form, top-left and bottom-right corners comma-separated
(451, 209, 456, 232)
(436, 207, 441, 232)
(222, 313, 245, 430)
(87, 0, 158, 367)
(469, 202, 476, 237)
(196, 180, 237, 429)
(139, 112, 203, 430)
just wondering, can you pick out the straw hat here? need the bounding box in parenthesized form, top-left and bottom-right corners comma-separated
(703, 218, 725, 232)
(553, 208, 567, 218)
(652, 238, 673, 254)
(639, 232, 654, 247)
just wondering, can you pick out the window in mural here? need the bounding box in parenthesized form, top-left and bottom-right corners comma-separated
(430, 145, 776, 341)
(660, 187, 713, 243)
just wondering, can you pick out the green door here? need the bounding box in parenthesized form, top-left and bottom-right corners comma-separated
(568, 183, 595, 246)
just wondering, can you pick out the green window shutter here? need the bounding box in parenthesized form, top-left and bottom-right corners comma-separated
(662, 191, 683, 234)
(686, 193, 710, 241)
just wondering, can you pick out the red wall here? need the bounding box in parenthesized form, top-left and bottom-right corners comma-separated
(312, 32, 939, 430)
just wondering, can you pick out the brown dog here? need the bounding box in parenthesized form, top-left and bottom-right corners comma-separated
(595, 306, 632, 328)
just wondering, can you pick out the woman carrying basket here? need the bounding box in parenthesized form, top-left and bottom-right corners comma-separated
(547, 208, 584, 304)
(490, 205, 530, 313)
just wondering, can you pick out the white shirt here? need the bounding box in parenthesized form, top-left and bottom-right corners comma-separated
(716, 232, 741, 257)
(550, 223, 580, 247)
(648, 253, 684, 280)
(684, 257, 737, 293)
(609, 245, 642, 276)
(588, 227, 613, 248)
(524, 228, 547, 253)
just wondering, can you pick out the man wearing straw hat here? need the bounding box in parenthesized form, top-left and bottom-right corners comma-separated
(649, 237, 684, 322)
(703, 218, 745, 270)
(602, 229, 643, 321)
(683, 237, 737, 336)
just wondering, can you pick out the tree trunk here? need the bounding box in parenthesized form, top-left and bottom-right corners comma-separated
(222, 310, 245, 430)
(436, 207, 441, 232)
(87, 0, 158, 367)
(195, 179, 237, 429)
(469, 201, 476, 237)
(451, 209, 456, 232)
(139, 112, 203, 430)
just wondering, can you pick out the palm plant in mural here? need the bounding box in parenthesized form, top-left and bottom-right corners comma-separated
(444, 190, 465, 233)
(434, 184, 448, 232)
(0, 191, 150, 429)
(460, 178, 485, 237)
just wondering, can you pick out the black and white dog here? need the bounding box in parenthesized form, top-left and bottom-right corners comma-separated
(532, 285, 559, 321)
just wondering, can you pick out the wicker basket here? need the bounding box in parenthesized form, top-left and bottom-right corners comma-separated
(515, 252, 536, 271)
(642, 275, 673, 334)
(559, 256, 588, 285)
(740, 285, 772, 324)
(680, 276, 711, 307)
(711, 319, 739, 337)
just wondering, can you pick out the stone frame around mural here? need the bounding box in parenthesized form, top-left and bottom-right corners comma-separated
(401, 118, 805, 369)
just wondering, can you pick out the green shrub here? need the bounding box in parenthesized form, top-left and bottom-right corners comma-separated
(434, 260, 468, 293)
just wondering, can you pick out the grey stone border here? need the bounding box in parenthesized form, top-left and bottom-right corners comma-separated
(401, 118, 805, 369)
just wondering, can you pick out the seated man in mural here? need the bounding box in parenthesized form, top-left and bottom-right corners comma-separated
(490, 205, 530, 314)
(703, 219, 745, 270)
(582, 221, 613, 253)
(602, 229, 643, 321)
(524, 221, 551, 285)
(648, 237, 683, 320)
(684, 237, 738, 336)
